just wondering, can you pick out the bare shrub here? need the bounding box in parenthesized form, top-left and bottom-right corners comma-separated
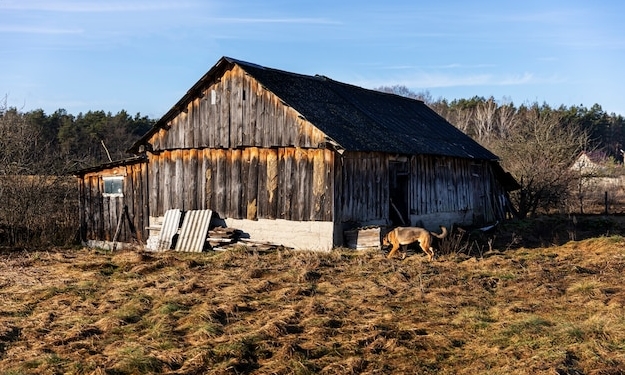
(0, 103, 78, 248)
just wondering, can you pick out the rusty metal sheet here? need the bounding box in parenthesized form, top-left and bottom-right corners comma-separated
(174, 209, 213, 252)
(156, 209, 182, 251)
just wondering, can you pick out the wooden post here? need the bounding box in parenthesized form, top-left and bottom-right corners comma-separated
(112, 208, 125, 251)
(604, 191, 609, 215)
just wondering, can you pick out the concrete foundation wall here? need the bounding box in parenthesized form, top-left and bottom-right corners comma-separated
(87, 218, 335, 252)
(85, 240, 134, 251)
(224, 218, 335, 251)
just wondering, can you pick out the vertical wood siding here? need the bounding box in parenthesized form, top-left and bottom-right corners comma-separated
(78, 162, 149, 244)
(409, 155, 502, 225)
(335, 153, 506, 227)
(336, 152, 389, 223)
(149, 65, 327, 152)
(148, 147, 334, 222)
(141, 64, 335, 223)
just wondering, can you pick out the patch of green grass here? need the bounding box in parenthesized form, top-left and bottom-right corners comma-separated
(99, 262, 119, 276)
(116, 346, 163, 374)
(286, 359, 318, 375)
(73, 281, 99, 301)
(115, 295, 152, 324)
(563, 324, 586, 343)
(507, 316, 554, 335)
(452, 307, 497, 331)
(160, 301, 189, 315)
(22, 359, 43, 369)
(494, 315, 556, 351)
(498, 272, 517, 281)
(193, 322, 224, 339)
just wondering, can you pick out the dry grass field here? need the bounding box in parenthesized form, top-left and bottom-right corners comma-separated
(1, 217, 625, 374)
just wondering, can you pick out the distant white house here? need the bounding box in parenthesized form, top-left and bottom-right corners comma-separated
(571, 151, 608, 176)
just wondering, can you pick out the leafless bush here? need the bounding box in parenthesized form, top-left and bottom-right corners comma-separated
(438, 227, 493, 258)
(0, 176, 78, 247)
(0, 104, 78, 248)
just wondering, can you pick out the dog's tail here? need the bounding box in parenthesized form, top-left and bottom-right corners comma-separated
(431, 225, 448, 239)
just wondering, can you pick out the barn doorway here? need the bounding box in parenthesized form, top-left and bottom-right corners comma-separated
(389, 161, 410, 226)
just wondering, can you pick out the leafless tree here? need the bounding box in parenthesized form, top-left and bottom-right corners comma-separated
(486, 104, 589, 218)
(448, 105, 474, 135)
(474, 97, 497, 143)
(374, 85, 433, 104)
(495, 100, 518, 139)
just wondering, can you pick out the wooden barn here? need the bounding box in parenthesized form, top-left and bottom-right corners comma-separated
(75, 56, 518, 251)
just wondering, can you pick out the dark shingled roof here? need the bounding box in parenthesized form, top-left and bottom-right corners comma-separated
(229, 57, 497, 160)
(131, 57, 498, 161)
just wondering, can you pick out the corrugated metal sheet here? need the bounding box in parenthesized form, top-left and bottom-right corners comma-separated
(174, 209, 213, 252)
(156, 209, 182, 251)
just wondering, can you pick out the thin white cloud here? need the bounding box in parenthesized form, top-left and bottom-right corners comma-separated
(207, 17, 340, 25)
(357, 72, 543, 90)
(0, 25, 82, 34)
(375, 63, 498, 71)
(0, 0, 195, 12)
(496, 73, 534, 86)
(419, 72, 565, 88)
(502, 10, 581, 24)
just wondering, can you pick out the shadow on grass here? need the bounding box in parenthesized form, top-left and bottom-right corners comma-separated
(436, 214, 625, 258)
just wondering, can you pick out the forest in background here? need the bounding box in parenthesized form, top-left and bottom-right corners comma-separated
(0, 104, 155, 175)
(1, 92, 625, 246)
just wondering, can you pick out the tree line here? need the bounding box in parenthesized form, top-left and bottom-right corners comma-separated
(0, 104, 154, 175)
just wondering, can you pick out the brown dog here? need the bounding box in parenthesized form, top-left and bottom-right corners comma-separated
(382, 226, 448, 260)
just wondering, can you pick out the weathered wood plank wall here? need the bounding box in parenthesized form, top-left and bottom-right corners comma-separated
(334, 153, 505, 227)
(78, 163, 148, 244)
(147, 147, 334, 222)
(142, 64, 335, 222)
(410, 155, 501, 225)
(148, 65, 327, 151)
(335, 152, 389, 224)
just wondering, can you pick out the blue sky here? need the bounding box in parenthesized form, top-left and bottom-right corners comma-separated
(2, 0, 624, 118)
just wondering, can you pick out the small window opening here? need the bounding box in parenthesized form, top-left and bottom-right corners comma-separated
(103, 176, 124, 197)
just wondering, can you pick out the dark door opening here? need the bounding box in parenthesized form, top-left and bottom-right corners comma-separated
(389, 162, 410, 226)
